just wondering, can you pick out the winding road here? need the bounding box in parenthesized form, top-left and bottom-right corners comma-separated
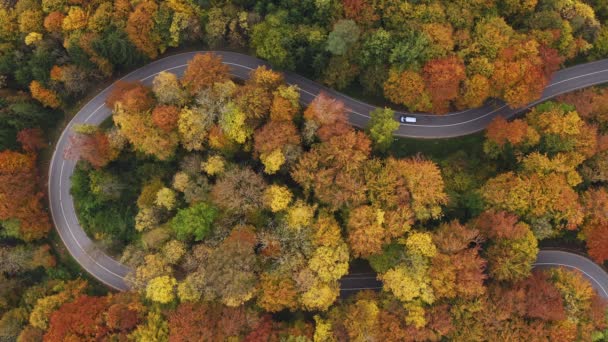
(49, 51, 608, 297)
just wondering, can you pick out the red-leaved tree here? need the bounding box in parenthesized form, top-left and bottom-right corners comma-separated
(64, 131, 112, 168)
(17, 128, 46, 152)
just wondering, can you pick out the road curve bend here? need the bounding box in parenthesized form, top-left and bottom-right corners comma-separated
(534, 250, 608, 298)
(49, 51, 608, 295)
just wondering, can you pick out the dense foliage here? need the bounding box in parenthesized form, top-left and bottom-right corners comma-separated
(1, 0, 608, 339)
(0, 0, 607, 114)
(44, 53, 608, 340)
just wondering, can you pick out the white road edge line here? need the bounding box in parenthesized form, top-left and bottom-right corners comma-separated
(546, 68, 608, 87)
(59, 162, 126, 282)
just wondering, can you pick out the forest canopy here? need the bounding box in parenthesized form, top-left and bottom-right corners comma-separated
(44, 53, 608, 340)
(2, 0, 608, 339)
(0, 0, 607, 114)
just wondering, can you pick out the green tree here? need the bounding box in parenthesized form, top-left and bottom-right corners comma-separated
(389, 31, 430, 71)
(204, 7, 228, 48)
(251, 11, 295, 69)
(170, 202, 217, 242)
(590, 26, 608, 60)
(129, 311, 169, 342)
(367, 107, 398, 152)
(358, 28, 392, 66)
(92, 28, 145, 69)
(326, 19, 360, 56)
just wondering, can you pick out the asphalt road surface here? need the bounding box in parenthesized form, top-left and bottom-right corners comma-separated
(49, 51, 608, 296)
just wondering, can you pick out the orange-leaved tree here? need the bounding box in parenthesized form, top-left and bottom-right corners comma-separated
(303, 92, 351, 141)
(126, 0, 161, 59)
(422, 56, 466, 114)
(181, 53, 230, 95)
(29, 81, 60, 109)
(0, 150, 50, 241)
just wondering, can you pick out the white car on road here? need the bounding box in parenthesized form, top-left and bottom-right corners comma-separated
(400, 116, 417, 123)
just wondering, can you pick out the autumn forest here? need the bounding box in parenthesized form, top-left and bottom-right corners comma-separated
(2, 0, 608, 341)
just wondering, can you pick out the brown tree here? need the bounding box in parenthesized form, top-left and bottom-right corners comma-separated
(113, 107, 179, 160)
(398, 156, 448, 221)
(257, 273, 298, 312)
(559, 87, 608, 127)
(17, 128, 46, 152)
(521, 271, 567, 321)
(181, 53, 230, 95)
(422, 56, 466, 113)
(342, 0, 379, 26)
(580, 188, 608, 263)
(491, 40, 560, 108)
(584, 224, 608, 264)
(303, 92, 352, 141)
(106, 303, 140, 332)
(236, 84, 273, 122)
(253, 121, 301, 156)
(44, 12, 65, 32)
(472, 210, 528, 240)
(383, 69, 432, 112)
(44, 295, 111, 340)
(346, 205, 387, 257)
(236, 68, 283, 123)
(151, 105, 180, 132)
(581, 188, 608, 227)
(168, 303, 215, 341)
(248, 66, 284, 91)
(269, 86, 300, 121)
(364, 158, 411, 210)
(291, 130, 370, 210)
(126, 0, 161, 58)
(29, 81, 60, 109)
(44, 293, 143, 341)
(211, 167, 266, 215)
(200, 227, 259, 307)
(485, 116, 531, 147)
(106, 81, 155, 112)
(433, 220, 482, 254)
(0, 150, 50, 241)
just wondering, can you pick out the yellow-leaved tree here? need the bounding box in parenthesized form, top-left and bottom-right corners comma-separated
(62, 6, 87, 31)
(260, 149, 285, 174)
(379, 266, 434, 304)
(264, 184, 293, 212)
(202, 155, 226, 176)
(285, 200, 316, 230)
(405, 232, 437, 258)
(219, 102, 251, 144)
(155, 187, 177, 210)
(146, 275, 177, 304)
(307, 243, 349, 282)
(300, 281, 339, 311)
